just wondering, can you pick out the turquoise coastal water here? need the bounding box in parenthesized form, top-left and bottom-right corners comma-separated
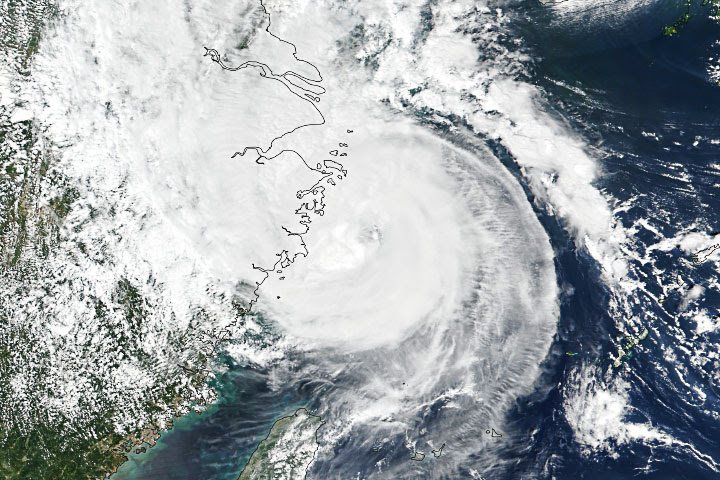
(113, 357, 309, 480)
(114, 2, 720, 479)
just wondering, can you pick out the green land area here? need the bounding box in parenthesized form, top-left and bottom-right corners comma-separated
(663, 0, 720, 36)
(238, 408, 324, 480)
(0, 3, 220, 478)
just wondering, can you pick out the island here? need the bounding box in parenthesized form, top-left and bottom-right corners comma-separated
(611, 328, 649, 368)
(663, 0, 720, 36)
(410, 451, 426, 461)
(238, 408, 324, 480)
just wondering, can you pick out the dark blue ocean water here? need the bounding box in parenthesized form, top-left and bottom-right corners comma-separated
(114, 2, 720, 479)
(505, 2, 720, 479)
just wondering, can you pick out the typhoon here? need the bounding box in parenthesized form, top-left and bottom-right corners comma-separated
(3, 0, 720, 479)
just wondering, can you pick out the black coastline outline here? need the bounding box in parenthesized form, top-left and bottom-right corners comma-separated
(174, 3, 348, 476)
(691, 243, 720, 266)
(431, 443, 446, 457)
(203, 0, 326, 157)
(199, 0, 349, 330)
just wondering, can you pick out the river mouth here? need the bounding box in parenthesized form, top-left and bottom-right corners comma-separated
(17, 0, 585, 478)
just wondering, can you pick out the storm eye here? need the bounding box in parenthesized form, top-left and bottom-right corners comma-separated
(359, 224, 382, 244)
